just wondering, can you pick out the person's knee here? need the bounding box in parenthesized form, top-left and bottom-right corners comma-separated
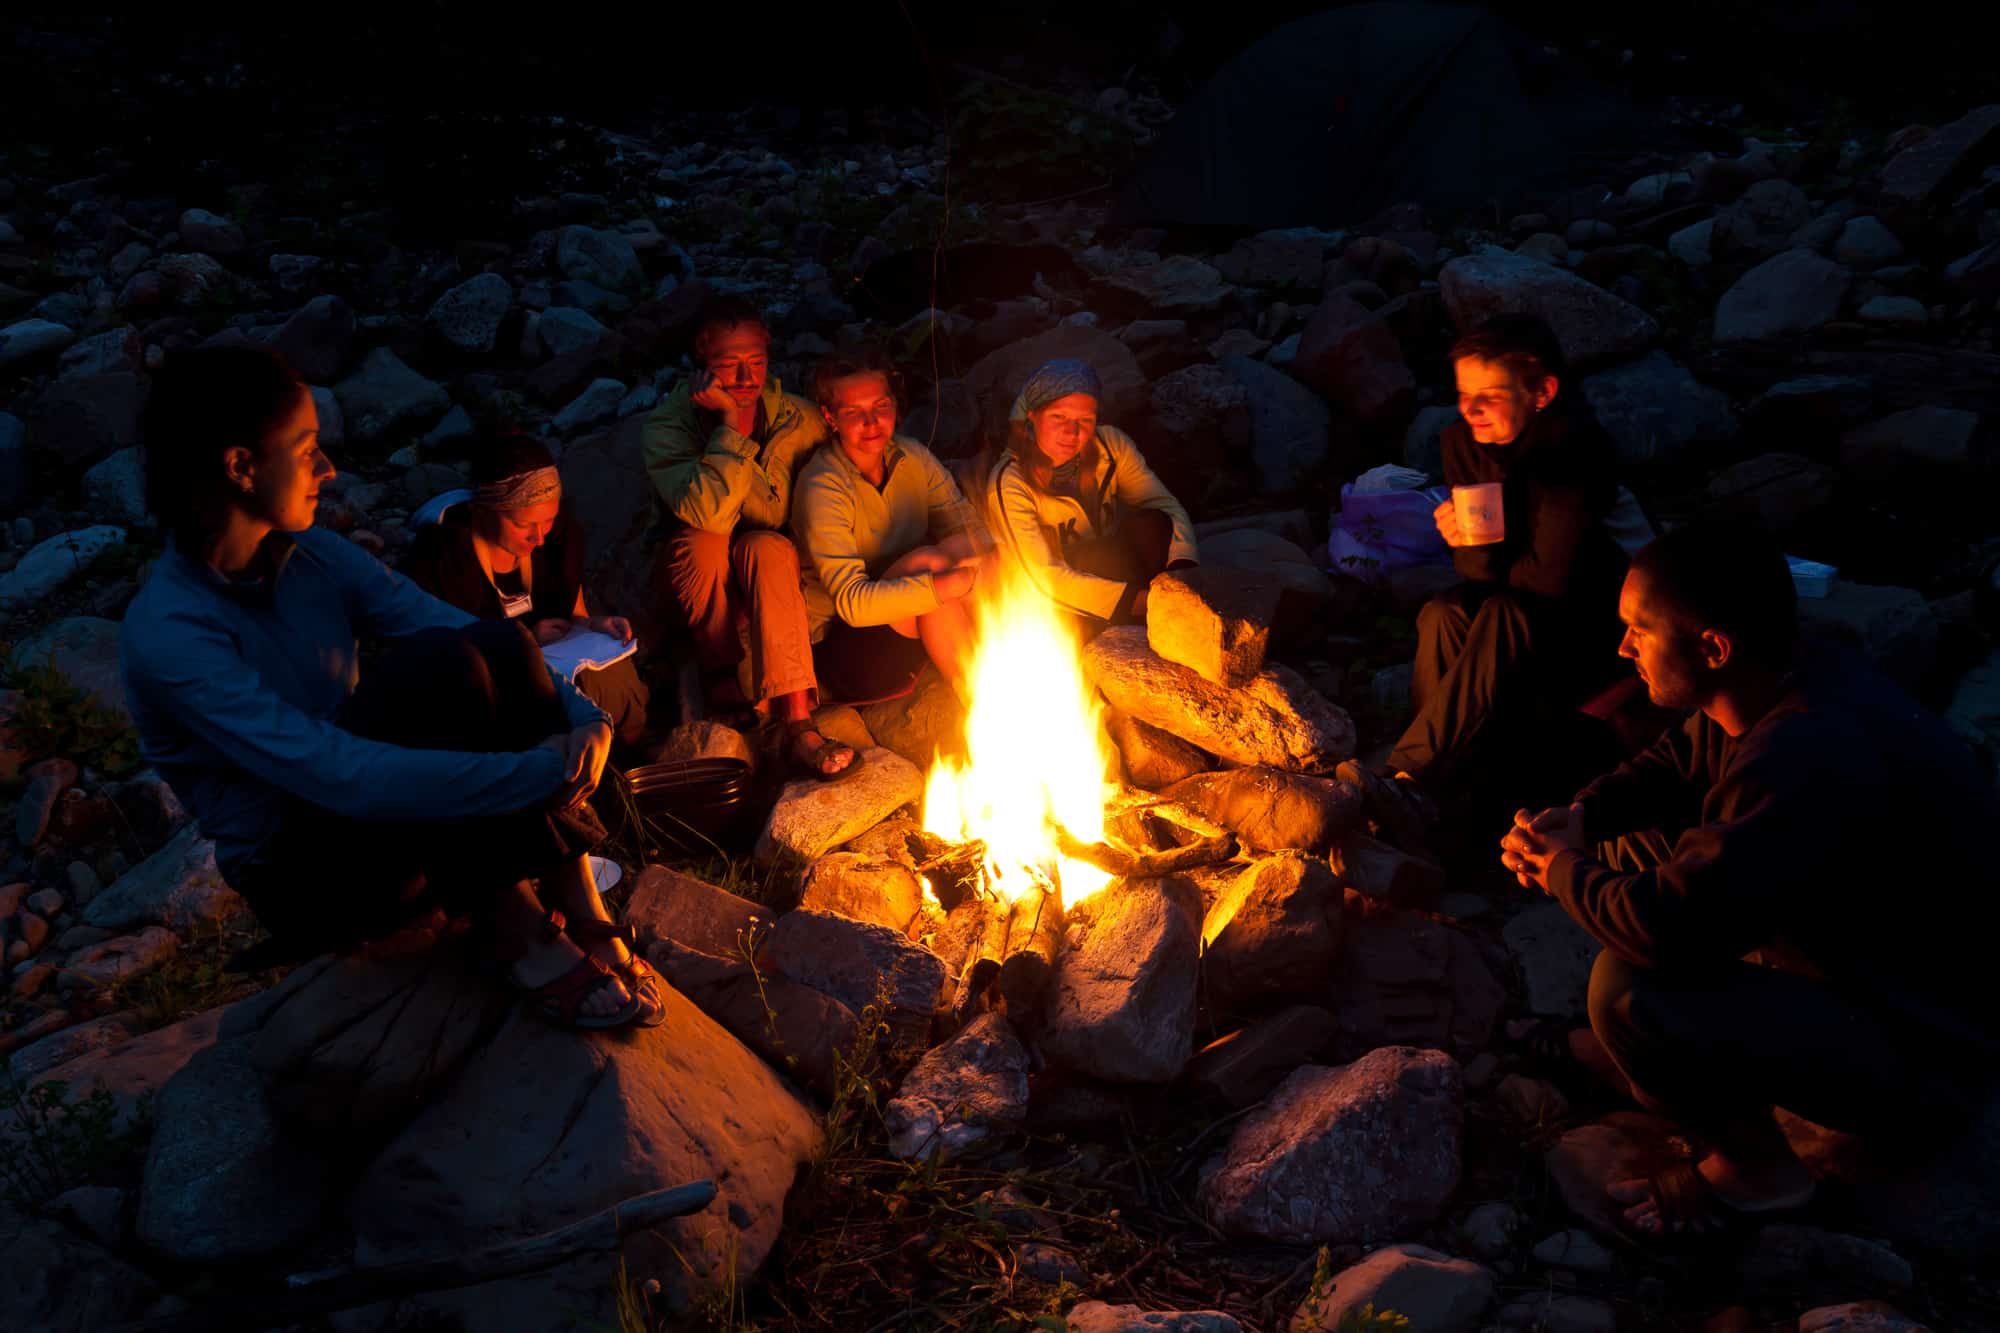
(663, 529, 733, 589)
(732, 528, 801, 579)
(1416, 590, 1467, 636)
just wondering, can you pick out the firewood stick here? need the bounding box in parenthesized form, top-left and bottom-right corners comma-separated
(110, 1180, 719, 1331)
(1055, 827, 1238, 878)
(997, 886, 1065, 1021)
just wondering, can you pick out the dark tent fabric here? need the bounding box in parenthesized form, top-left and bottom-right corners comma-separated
(1113, 3, 1678, 229)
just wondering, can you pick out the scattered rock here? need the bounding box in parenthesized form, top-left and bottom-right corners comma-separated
(1498, 1292, 1618, 1333)
(13, 757, 76, 847)
(1497, 1073, 1573, 1125)
(763, 908, 948, 1047)
(1146, 564, 1280, 687)
(1330, 910, 1503, 1060)
(46, 1184, 128, 1248)
(0, 525, 125, 609)
(798, 851, 924, 935)
(1438, 246, 1659, 369)
(1198, 528, 1335, 635)
(1199, 1046, 1463, 1243)
(1167, 767, 1360, 855)
(1710, 452, 1839, 537)
(754, 746, 923, 865)
(137, 1037, 325, 1261)
(1189, 1004, 1336, 1108)
(1292, 1243, 1495, 1333)
(858, 668, 964, 771)
(346, 989, 821, 1330)
(1876, 104, 2000, 210)
(8, 1012, 139, 1080)
(272, 293, 357, 384)
(1668, 216, 1715, 267)
(1095, 254, 1232, 315)
(885, 1010, 1029, 1161)
(1743, 1225, 1914, 1295)
(556, 225, 645, 291)
(60, 926, 179, 993)
(421, 272, 512, 354)
(333, 346, 450, 442)
(1066, 1303, 1241, 1333)
(1798, 581, 1938, 689)
(624, 865, 764, 957)
(85, 825, 245, 933)
(963, 326, 1146, 449)
(1042, 876, 1202, 1083)
(1214, 228, 1327, 289)
(0, 1202, 158, 1329)
(1714, 248, 1851, 344)
(1291, 294, 1415, 425)
(1460, 1200, 1522, 1259)
(1201, 853, 1344, 1013)
(1084, 626, 1355, 773)
(1840, 406, 1980, 478)
(1713, 179, 1814, 261)
(1532, 1227, 1618, 1272)
(177, 207, 246, 257)
(657, 718, 756, 767)
(538, 305, 613, 358)
(650, 938, 858, 1098)
(1503, 901, 1601, 1018)
(1218, 354, 1332, 495)
(0, 317, 77, 368)
(1328, 832, 1445, 905)
(1578, 351, 1739, 467)
(1106, 710, 1213, 790)
(1835, 216, 1905, 269)
(1798, 1301, 1933, 1333)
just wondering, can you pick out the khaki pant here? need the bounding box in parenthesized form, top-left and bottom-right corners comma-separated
(659, 528, 817, 703)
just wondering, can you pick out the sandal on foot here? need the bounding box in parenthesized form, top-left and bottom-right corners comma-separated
(511, 910, 644, 1031)
(564, 916, 668, 1028)
(784, 719, 858, 781)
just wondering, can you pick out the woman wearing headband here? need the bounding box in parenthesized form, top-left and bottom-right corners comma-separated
(403, 432, 651, 751)
(120, 347, 662, 1032)
(985, 357, 1198, 629)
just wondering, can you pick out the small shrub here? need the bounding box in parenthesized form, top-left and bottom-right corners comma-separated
(0, 651, 142, 777)
(0, 1073, 152, 1208)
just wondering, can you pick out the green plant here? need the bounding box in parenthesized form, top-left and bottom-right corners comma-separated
(0, 1073, 152, 1208)
(0, 651, 142, 776)
(100, 918, 281, 1033)
(1336, 1305, 1413, 1333)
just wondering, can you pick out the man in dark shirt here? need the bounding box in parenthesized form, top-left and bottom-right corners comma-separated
(1503, 521, 1999, 1238)
(1345, 313, 1630, 833)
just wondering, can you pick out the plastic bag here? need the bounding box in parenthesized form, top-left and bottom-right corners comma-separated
(1326, 469, 1451, 583)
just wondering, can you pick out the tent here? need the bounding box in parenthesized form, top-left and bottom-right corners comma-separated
(1113, 3, 1680, 229)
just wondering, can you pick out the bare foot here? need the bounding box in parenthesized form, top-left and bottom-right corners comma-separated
(1609, 1152, 1815, 1235)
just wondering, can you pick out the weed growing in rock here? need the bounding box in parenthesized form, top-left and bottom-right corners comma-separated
(100, 919, 284, 1035)
(0, 1072, 151, 1208)
(0, 650, 141, 777)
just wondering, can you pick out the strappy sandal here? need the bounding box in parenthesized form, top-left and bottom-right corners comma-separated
(783, 718, 859, 781)
(563, 916, 668, 1028)
(512, 910, 645, 1031)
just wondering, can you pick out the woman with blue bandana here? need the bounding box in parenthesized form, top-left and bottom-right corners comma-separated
(984, 358, 1199, 628)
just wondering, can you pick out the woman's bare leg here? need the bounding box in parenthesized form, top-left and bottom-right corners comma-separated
(881, 545, 978, 692)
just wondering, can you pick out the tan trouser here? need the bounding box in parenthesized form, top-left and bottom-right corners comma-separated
(660, 528, 817, 702)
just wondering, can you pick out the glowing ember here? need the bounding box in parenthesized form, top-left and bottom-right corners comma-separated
(922, 567, 1118, 906)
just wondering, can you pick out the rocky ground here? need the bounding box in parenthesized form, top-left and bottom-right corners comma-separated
(3, 48, 2000, 1333)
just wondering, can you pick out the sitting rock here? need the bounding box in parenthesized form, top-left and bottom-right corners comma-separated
(346, 988, 821, 1331)
(1201, 854, 1343, 1015)
(1042, 877, 1201, 1083)
(754, 747, 924, 865)
(1084, 626, 1355, 773)
(1164, 766, 1361, 854)
(884, 1010, 1029, 1162)
(1199, 1046, 1464, 1243)
(1145, 565, 1281, 687)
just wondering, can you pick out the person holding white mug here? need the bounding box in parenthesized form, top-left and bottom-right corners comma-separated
(1342, 313, 1634, 846)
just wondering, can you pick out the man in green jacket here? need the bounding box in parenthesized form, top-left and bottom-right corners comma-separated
(642, 297, 851, 777)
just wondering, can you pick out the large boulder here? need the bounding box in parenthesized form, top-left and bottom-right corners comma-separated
(84, 824, 244, 933)
(1164, 767, 1362, 854)
(0, 317, 76, 368)
(1148, 364, 1251, 458)
(1197, 528, 1334, 636)
(754, 746, 924, 865)
(1200, 854, 1344, 1014)
(0, 410, 26, 512)
(1839, 406, 1980, 479)
(962, 326, 1145, 449)
(798, 851, 924, 935)
(1093, 254, 1232, 317)
(556, 225, 645, 291)
(1198, 1046, 1464, 1243)
(1083, 626, 1355, 773)
(1876, 104, 2000, 210)
(177, 207, 247, 257)
(29, 370, 146, 468)
(884, 1010, 1030, 1162)
(1578, 351, 1739, 468)
(10, 1005, 228, 1137)
(1713, 249, 1851, 344)
(1189, 1004, 1337, 1108)
(333, 347, 451, 443)
(622, 865, 763, 957)
(762, 908, 948, 1047)
(137, 1037, 325, 1261)
(425, 272, 514, 353)
(1291, 1243, 1495, 1333)
(272, 294, 357, 384)
(1219, 354, 1332, 495)
(1214, 228, 1328, 289)
(859, 667, 964, 771)
(0, 1203, 158, 1329)
(1106, 710, 1213, 790)
(1502, 901, 1604, 1019)
(1291, 294, 1415, 426)
(82, 445, 148, 525)
(346, 990, 822, 1330)
(1711, 179, 1814, 261)
(649, 939, 860, 1098)
(556, 415, 658, 641)
(1799, 582, 1938, 689)
(1438, 247, 1659, 369)
(1042, 876, 1202, 1083)
(1709, 452, 1839, 537)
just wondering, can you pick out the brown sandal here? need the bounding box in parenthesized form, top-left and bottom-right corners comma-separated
(563, 917, 667, 1028)
(511, 910, 644, 1030)
(784, 719, 858, 781)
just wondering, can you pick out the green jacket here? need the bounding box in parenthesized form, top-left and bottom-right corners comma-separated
(641, 377, 828, 535)
(792, 435, 977, 640)
(984, 424, 1199, 622)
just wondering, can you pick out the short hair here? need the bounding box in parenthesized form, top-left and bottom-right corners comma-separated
(692, 295, 771, 363)
(1631, 519, 1798, 667)
(811, 349, 900, 408)
(1450, 312, 1569, 389)
(468, 429, 557, 487)
(142, 345, 307, 551)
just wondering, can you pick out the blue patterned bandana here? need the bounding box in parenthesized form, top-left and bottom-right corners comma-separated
(1009, 358, 1104, 422)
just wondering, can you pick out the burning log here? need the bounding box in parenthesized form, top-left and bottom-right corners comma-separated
(1054, 826, 1240, 879)
(912, 831, 985, 911)
(997, 886, 1065, 1024)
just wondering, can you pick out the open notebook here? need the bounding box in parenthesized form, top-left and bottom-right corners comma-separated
(539, 628, 638, 683)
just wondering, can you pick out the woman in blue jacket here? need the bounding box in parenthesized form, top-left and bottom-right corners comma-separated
(120, 347, 659, 1030)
